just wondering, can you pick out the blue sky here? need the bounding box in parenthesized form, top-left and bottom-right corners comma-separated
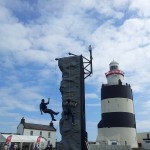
(1, 0, 150, 141)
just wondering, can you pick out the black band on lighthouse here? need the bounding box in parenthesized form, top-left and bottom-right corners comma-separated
(101, 84, 133, 100)
(98, 112, 136, 128)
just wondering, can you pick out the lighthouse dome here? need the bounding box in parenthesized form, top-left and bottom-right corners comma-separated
(109, 60, 118, 66)
(109, 60, 119, 71)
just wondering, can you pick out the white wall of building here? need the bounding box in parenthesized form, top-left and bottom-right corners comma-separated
(101, 98, 134, 113)
(17, 125, 56, 148)
(137, 132, 150, 149)
(97, 127, 137, 148)
(17, 124, 24, 135)
(22, 128, 56, 147)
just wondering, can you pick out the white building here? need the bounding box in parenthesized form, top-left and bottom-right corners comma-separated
(137, 132, 150, 149)
(17, 117, 56, 148)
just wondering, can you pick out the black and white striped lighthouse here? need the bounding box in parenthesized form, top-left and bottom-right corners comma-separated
(96, 60, 138, 148)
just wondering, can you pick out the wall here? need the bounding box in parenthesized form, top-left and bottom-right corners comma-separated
(101, 98, 134, 113)
(23, 129, 56, 147)
(97, 127, 137, 148)
(17, 124, 24, 135)
(17, 126, 56, 148)
(137, 132, 150, 149)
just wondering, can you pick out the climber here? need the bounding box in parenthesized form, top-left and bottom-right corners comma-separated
(40, 98, 59, 121)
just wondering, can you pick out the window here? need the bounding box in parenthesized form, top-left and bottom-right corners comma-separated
(48, 140, 50, 145)
(40, 131, 42, 136)
(112, 142, 117, 145)
(110, 66, 118, 71)
(30, 131, 33, 135)
(48, 132, 51, 138)
(138, 143, 142, 147)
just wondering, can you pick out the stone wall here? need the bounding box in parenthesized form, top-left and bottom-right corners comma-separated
(89, 144, 131, 150)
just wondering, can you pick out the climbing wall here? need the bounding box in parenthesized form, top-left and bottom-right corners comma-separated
(58, 55, 85, 150)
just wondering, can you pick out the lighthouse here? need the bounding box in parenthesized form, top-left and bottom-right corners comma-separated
(96, 60, 138, 148)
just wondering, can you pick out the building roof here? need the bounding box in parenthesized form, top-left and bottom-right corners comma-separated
(109, 60, 119, 67)
(19, 117, 56, 131)
(23, 123, 56, 131)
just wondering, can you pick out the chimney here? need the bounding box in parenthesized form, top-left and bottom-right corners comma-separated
(49, 121, 54, 127)
(20, 117, 25, 124)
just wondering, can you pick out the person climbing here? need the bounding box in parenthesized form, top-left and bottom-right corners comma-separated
(63, 99, 78, 125)
(40, 98, 59, 121)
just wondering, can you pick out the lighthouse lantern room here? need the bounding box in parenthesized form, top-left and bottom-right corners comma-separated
(105, 60, 124, 85)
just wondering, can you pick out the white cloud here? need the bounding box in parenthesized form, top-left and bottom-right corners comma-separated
(129, 0, 150, 17)
(86, 103, 101, 107)
(143, 100, 150, 110)
(0, 108, 21, 118)
(137, 120, 150, 132)
(86, 93, 99, 99)
(0, 19, 31, 52)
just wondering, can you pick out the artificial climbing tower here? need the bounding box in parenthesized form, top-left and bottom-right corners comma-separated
(57, 46, 92, 150)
